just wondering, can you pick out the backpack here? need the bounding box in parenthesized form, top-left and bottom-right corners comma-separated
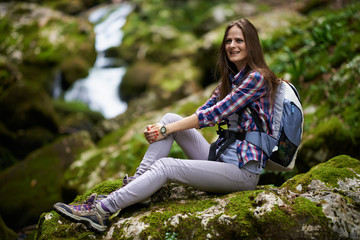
(208, 81, 304, 172)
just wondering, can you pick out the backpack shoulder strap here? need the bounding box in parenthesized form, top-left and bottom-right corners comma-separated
(236, 106, 265, 133)
(249, 107, 264, 133)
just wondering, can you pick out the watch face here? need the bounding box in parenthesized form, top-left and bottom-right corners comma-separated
(161, 126, 166, 134)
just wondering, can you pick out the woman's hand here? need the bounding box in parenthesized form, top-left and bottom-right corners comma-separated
(143, 123, 165, 144)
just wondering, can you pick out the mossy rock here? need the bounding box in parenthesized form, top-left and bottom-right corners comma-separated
(35, 155, 359, 239)
(0, 131, 95, 231)
(0, 55, 22, 92)
(297, 116, 358, 173)
(283, 155, 360, 191)
(0, 215, 17, 240)
(148, 58, 203, 108)
(0, 83, 59, 158)
(119, 60, 160, 102)
(59, 55, 94, 90)
(53, 99, 104, 140)
(0, 2, 96, 90)
(0, 1, 98, 160)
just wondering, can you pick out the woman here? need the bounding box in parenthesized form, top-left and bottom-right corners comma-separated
(54, 18, 280, 232)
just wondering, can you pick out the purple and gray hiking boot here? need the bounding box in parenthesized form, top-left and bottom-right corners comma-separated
(122, 174, 136, 186)
(53, 200, 111, 232)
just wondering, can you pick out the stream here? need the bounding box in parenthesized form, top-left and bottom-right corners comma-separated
(64, 3, 133, 119)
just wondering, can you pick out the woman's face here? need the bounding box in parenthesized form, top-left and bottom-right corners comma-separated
(225, 25, 248, 71)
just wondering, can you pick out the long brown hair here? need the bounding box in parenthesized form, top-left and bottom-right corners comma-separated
(217, 18, 280, 101)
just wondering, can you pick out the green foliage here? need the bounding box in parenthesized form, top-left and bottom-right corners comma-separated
(265, 2, 360, 84)
(119, 0, 237, 65)
(130, 0, 235, 34)
(165, 230, 178, 240)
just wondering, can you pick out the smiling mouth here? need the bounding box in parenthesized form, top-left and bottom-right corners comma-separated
(229, 51, 240, 55)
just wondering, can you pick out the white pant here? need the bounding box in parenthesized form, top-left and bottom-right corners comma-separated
(103, 113, 259, 212)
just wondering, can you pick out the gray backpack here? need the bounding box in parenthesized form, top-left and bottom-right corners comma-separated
(245, 81, 304, 171)
(209, 81, 304, 172)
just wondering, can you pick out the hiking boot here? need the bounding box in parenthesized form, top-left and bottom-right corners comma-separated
(53, 200, 111, 232)
(122, 174, 136, 186)
(85, 193, 107, 204)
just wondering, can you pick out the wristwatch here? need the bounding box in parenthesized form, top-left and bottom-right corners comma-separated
(160, 125, 167, 137)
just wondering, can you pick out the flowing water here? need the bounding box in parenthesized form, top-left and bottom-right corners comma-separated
(64, 3, 133, 119)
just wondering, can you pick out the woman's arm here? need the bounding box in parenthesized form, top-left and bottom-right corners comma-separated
(144, 114, 199, 143)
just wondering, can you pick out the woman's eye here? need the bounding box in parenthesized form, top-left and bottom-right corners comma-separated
(226, 39, 232, 44)
(236, 39, 244, 43)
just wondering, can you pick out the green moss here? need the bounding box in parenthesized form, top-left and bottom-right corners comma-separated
(260, 205, 295, 230)
(139, 198, 217, 239)
(36, 211, 98, 240)
(283, 155, 360, 191)
(292, 197, 329, 225)
(220, 190, 262, 238)
(73, 179, 123, 203)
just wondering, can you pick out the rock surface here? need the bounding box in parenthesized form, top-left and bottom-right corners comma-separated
(35, 155, 360, 239)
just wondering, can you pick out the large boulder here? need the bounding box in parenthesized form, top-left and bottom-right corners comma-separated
(0, 131, 95, 230)
(0, 83, 59, 159)
(119, 60, 160, 103)
(0, 215, 17, 240)
(0, 2, 96, 89)
(35, 155, 360, 239)
(0, 2, 101, 163)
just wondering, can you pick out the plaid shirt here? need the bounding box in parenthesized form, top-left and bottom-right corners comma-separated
(195, 68, 273, 168)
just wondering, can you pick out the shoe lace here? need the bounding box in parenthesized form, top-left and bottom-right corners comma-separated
(71, 202, 94, 212)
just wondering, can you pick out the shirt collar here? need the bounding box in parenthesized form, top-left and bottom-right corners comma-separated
(229, 66, 246, 86)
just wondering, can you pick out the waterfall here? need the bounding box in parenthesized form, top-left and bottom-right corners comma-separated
(64, 3, 133, 119)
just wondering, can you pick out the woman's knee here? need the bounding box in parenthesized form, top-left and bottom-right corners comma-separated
(160, 113, 182, 125)
(150, 157, 177, 175)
